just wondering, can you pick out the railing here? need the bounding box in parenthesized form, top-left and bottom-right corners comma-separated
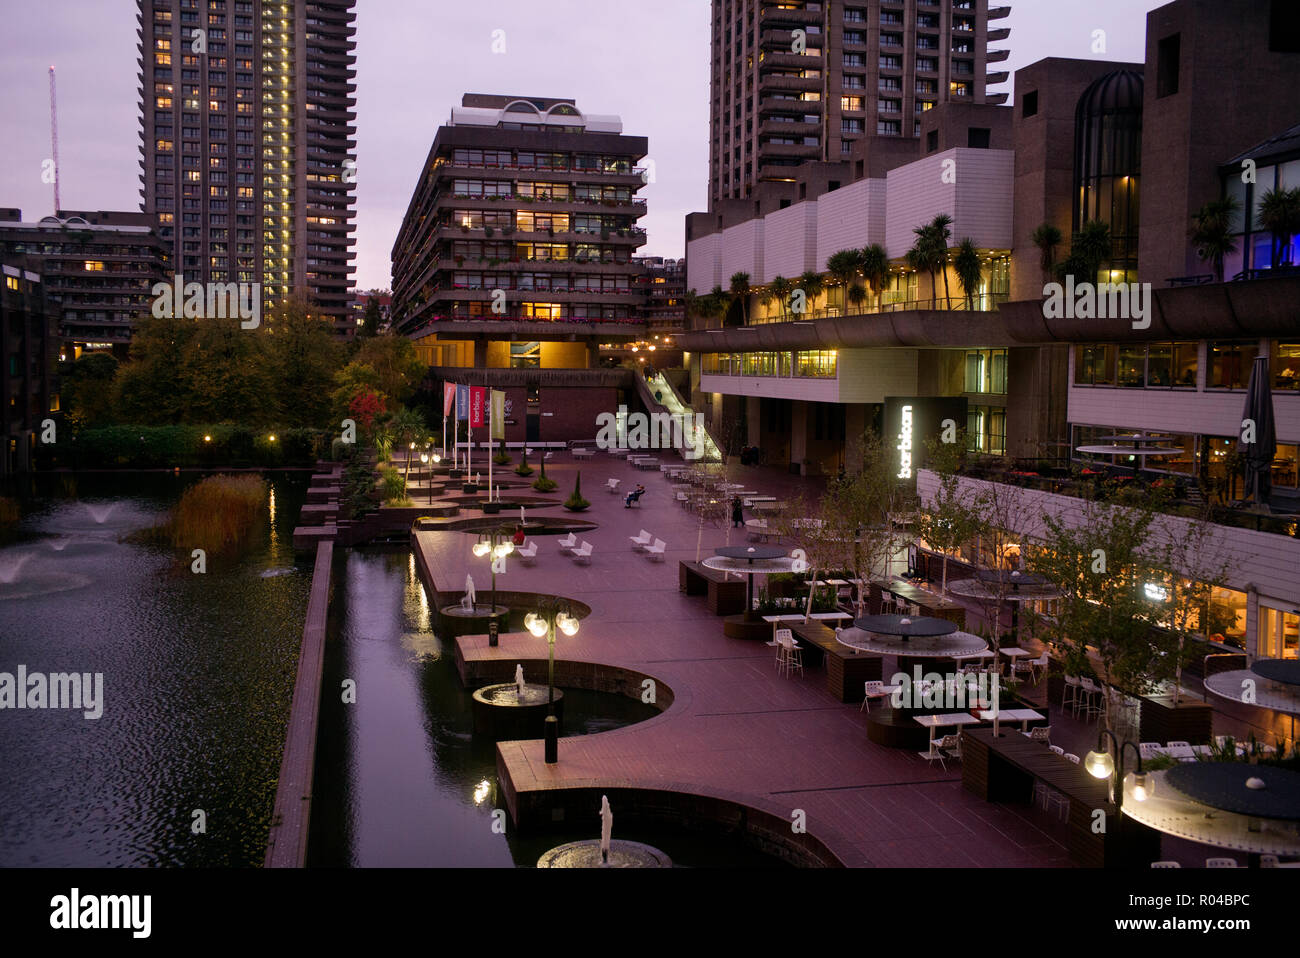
(1232, 264, 1300, 281)
(444, 159, 646, 176)
(1165, 274, 1214, 287)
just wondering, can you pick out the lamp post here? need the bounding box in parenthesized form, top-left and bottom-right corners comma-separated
(1085, 728, 1146, 810)
(472, 527, 513, 646)
(524, 601, 579, 764)
(419, 449, 440, 505)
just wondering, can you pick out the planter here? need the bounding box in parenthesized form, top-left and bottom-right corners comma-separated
(563, 503, 589, 513)
(482, 502, 502, 514)
(462, 484, 480, 494)
(1139, 693, 1214, 745)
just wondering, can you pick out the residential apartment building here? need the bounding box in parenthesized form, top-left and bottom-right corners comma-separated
(390, 95, 650, 443)
(136, 0, 356, 324)
(1, 261, 55, 476)
(709, 0, 1009, 205)
(0, 210, 170, 357)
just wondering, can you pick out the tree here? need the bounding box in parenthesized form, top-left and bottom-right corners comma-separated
(59, 353, 119, 428)
(952, 238, 982, 310)
(1258, 186, 1300, 268)
(915, 432, 982, 595)
(1189, 196, 1240, 283)
(1031, 491, 1178, 733)
(928, 213, 954, 308)
(729, 271, 751, 326)
(826, 249, 862, 314)
(1030, 223, 1063, 282)
(907, 217, 950, 309)
(768, 275, 793, 322)
(859, 243, 889, 311)
(797, 270, 824, 318)
(258, 296, 342, 427)
(352, 334, 427, 410)
(387, 406, 426, 486)
(113, 312, 201, 424)
(1072, 219, 1113, 283)
(358, 294, 384, 338)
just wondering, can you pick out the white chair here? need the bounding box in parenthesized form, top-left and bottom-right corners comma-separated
(516, 540, 538, 565)
(1062, 674, 1080, 714)
(1166, 740, 1191, 748)
(1034, 780, 1069, 819)
(570, 540, 594, 564)
(1023, 725, 1051, 744)
(1206, 858, 1238, 868)
(921, 734, 960, 771)
(628, 529, 652, 550)
(1048, 745, 1065, 756)
(1063, 753, 1080, 764)
(1139, 742, 1162, 761)
(1150, 861, 1181, 868)
(861, 680, 890, 712)
(1261, 855, 1279, 868)
(606, 477, 621, 494)
(777, 635, 803, 677)
(556, 532, 577, 554)
(645, 538, 666, 561)
(1016, 652, 1049, 684)
(773, 628, 794, 668)
(1078, 677, 1104, 719)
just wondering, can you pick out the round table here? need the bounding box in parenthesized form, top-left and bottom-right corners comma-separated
(1164, 762, 1300, 821)
(703, 545, 794, 623)
(835, 627, 987, 658)
(853, 613, 958, 639)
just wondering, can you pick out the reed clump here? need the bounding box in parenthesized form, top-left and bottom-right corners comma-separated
(148, 474, 268, 554)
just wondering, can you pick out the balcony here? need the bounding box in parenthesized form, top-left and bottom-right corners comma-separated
(987, 48, 1010, 63)
(989, 27, 1011, 41)
(760, 73, 822, 94)
(989, 6, 1012, 21)
(762, 50, 823, 70)
(759, 4, 822, 27)
(425, 365, 637, 389)
(986, 71, 1009, 85)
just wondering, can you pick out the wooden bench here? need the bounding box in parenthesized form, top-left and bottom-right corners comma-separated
(961, 727, 1158, 867)
(678, 560, 746, 616)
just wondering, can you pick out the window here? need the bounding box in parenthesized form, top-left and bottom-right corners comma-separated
(1259, 605, 1300, 659)
(841, 95, 863, 111)
(1157, 34, 1180, 98)
(965, 349, 1008, 394)
(1145, 342, 1198, 387)
(1073, 344, 1116, 385)
(1208, 341, 1254, 389)
(1270, 0, 1300, 52)
(967, 405, 1006, 456)
(967, 127, 990, 149)
(1022, 90, 1038, 118)
(1271, 340, 1300, 390)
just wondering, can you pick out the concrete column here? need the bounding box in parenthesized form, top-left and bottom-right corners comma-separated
(844, 404, 868, 473)
(473, 337, 488, 369)
(586, 340, 599, 369)
(790, 401, 809, 473)
(745, 396, 761, 450)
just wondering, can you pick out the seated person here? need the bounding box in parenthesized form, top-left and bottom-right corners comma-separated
(624, 484, 646, 508)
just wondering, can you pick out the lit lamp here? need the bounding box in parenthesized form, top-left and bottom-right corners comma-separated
(524, 602, 580, 764)
(1085, 728, 1143, 810)
(473, 528, 514, 646)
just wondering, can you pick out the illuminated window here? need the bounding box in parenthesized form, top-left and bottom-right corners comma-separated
(84, 260, 104, 271)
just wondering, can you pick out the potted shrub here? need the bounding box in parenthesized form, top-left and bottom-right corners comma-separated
(563, 472, 589, 512)
(493, 450, 512, 467)
(532, 457, 557, 492)
(514, 448, 535, 476)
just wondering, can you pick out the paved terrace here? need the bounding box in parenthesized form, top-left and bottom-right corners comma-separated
(412, 452, 1073, 867)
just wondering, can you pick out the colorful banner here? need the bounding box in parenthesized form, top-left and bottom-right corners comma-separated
(443, 382, 456, 418)
(469, 387, 487, 429)
(490, 390, 506, 440)
(455, 384, 469, 421)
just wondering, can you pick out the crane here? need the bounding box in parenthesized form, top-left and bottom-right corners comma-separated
(49, 65, 60, 214)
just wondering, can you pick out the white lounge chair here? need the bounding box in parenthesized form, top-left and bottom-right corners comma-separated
(606, 477, 621, 494)
(556, 532, 577, 554)
(860, 680, 891, 713)
(571, 540, 593, 564)
(516, 540, 538, 565)
(645, 538, 666, 561)
(628, 529, 653, 550)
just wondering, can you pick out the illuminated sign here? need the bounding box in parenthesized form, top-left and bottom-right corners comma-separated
(896, 404, 913, 479)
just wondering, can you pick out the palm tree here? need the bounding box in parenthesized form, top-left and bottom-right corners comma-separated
(797, 271, 824, 317)
(859, 243, 889, 311)
(389, 406, 427, 488)
(1258, 186, 1300, 268)
(1030, 223, 1063, 282)
(826, 249, 862, 314)
(729, 271, 751, 325)
(906, 224, 944, 309)
(928, 214, 954, 308)
(952, 238, 983, 310)
(769, 275, 793, 321)
(1189, 196, 1241, 283)
(846, 283, 868, 312)
(1076, 219, 1113, 282)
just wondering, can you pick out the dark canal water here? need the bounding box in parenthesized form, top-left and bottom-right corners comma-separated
(307, 548, 788, 868)
(0, 472, 311, 867)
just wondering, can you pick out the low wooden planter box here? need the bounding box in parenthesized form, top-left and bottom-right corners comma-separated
(677, 561, 746, 616)
(1139, 694, 1214, 745)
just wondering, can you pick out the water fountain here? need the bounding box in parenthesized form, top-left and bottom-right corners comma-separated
(0, 552, 32, 585)
(471, 663, 563, 739)
(436, 573, 508, 636)
(85, 503, 119, 524)
(537, 796, 672, 868)
(0, 549, 93, 601)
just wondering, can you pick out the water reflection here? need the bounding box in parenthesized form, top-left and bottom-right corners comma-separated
(0, 473, 310, 867)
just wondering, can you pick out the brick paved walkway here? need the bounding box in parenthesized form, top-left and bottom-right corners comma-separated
(413, 450, 1074, 867)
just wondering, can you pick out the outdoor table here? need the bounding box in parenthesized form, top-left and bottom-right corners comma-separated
(915, 712, 981, 750)
(998, 647, 1030, 673)
(977, 707, 1044, 734)
(762, 613, 808, 642)
(837, 625, 987, 659)
(744, 495, 777, 505)
(854, 613, 958, 640)
(706, 545, 794, 623)
(1122, 766, 1300, 860)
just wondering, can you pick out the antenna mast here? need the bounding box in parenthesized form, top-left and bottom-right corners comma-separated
(49, 65, 61, 214)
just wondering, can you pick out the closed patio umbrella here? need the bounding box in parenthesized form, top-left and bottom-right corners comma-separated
(1237, 355, 1277, 507)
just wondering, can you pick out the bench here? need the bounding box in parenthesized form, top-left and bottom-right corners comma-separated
(606, 478, 621, 493)
(790, 621, 883, 703)
(571, 540, 593, 564)
(678, 560, 745, 615)
(629, 529, 653, 550)
(516, 540, 538, 564)
(645, 538, 666, 561)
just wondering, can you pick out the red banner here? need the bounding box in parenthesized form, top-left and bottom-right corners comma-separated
(443, 382, 456, 417)
(469, 387, 487, 429)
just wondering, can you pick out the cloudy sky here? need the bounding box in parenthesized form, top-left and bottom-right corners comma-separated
(0, 0, 1170, 290)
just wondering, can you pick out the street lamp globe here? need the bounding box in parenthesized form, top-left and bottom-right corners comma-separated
(1084, 749, 1115, 779)
(472, 540, 491, 557)
(525, 613, 548, 638)
(556, 612, 579, 636)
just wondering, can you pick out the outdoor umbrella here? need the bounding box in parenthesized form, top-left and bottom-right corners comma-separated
(1237, 355, 1277, 507)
